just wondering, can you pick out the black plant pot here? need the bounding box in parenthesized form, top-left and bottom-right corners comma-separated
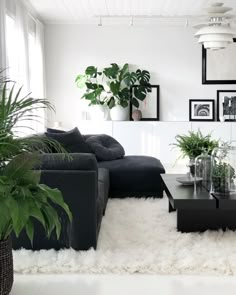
(0, 238, 13, 295)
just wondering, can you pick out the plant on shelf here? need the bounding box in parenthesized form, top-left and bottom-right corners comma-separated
(0, 70, 72, 295)
(75, 66, 106, 106)
(75, 63, 151, 120)
(103, 63, 151, 109)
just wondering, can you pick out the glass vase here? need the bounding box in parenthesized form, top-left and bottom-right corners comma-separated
(211, 143, 236, 195)
(195, 152, 212, 191)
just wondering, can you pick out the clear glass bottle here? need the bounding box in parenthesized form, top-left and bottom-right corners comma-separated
(195, 152, 212, 191)
(211, 143, 236, 195)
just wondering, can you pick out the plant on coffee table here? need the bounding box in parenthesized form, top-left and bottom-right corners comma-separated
(172, 130, 219, 176)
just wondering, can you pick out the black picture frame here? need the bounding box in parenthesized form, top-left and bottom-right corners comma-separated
(202, 38, 236, 84)
(217, 90, 236, 122)
(130, 85, 159, 121)
(189, 99, 215, 121)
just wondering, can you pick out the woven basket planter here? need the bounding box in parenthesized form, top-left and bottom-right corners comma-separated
(0, 238, 13, 295)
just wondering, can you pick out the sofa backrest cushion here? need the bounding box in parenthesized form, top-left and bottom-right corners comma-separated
(45, 127, 92, 153)
(86, 134, 125, 161)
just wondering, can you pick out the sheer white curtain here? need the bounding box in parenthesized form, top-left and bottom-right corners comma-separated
(4, 0, 46, 133)
(0, 0, 7, 69)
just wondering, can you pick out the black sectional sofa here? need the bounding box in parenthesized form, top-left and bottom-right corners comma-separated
(12, 128, 165, 251)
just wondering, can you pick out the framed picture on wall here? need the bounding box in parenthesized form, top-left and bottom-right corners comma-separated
(202, 38, 236, 84)
(130, 85, 159, 121)
(189, 99, 215, 121)
(217, 90, 236, 121)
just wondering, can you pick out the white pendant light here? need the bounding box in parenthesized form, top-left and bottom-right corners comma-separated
(194, 3, 235, 50)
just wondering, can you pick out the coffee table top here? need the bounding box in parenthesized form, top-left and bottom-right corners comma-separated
(161, 174, 216, 210)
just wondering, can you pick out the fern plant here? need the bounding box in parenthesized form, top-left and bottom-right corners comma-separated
(172, 130, 219, 159)
(0, 70, 72, 242)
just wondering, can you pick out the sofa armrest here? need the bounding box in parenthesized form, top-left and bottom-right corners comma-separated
(39, 153, 98, 172)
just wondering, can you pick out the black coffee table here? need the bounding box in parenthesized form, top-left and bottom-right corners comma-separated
(161, 174, 236, 232)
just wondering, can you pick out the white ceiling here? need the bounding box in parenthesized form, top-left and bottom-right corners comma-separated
(24, 0, 236, 24)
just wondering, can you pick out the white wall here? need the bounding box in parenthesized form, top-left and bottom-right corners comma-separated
(45, 24, 234, 128)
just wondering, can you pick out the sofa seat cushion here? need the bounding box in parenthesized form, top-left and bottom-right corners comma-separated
(86, 134, 125, 161)
(98, 156, 165, 197)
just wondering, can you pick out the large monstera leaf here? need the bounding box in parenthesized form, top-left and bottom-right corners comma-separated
(123, 72, 137, 87)
(103, 63, 120, 79)
(110, 81, 120, 95)
(136, 69, 150, 85)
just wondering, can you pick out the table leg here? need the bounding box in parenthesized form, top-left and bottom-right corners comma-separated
(169, 200, 176, 213)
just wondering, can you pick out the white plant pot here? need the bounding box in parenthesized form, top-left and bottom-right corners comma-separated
(89, 105, 108, 120)
(110, 105, 128, 121)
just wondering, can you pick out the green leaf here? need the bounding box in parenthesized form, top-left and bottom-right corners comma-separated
(123, 72, 137, 86)
(119, 88, 130, 101)
(134, 85, 148, 101)
(42, 205, 61, 239)
(25, 218, 34, 244)
(85, 82, 98, 90)
(3, 152, 40, 180)
(103, 63, 119, 79)
(107, 97, 115, 109)
(119, 63, 129, 81)
(136, 69, 150, 84)
(131, 97, 139, 108)
(110, 81, 120, 95)
(39, 184, 72, 222)
(85, 66, 97, 77)
(75, 74, 87, 88)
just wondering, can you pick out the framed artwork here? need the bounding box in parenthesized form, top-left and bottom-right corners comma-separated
(202, 38, 236, 84)
(130, 85, 159, 121)
(217, 90, 236, 122)
(189, 99, 215, 121)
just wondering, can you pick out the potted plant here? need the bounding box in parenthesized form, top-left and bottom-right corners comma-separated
(75, 66, 108, 120)
(75, 63, 151, 121)
(172, 130, 219, 175)
(103, 63, 151, 121)
(0, 72, 72, 295)
(212, 162, 236, 194)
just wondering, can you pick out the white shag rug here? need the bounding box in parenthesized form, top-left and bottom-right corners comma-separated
(14, 197, 236, 275)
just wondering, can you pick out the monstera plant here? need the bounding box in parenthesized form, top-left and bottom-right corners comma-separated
(103, 63, 151, 109)
(75, 63, 151, 109)
(0, 70, 72, 295)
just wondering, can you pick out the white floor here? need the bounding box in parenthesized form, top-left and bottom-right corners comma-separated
(11, 274, 236, 295)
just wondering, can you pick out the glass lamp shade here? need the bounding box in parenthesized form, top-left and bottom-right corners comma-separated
(211, 144, 236, 195)
(195, 152, 212, 191)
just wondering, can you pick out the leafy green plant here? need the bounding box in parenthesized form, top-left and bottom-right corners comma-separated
(75, 63, 151, 109)
(172, 130, 219, 159)
(75, 66, 106, 106)
(212, 162, 236, 193)
(0, 71, 72, 243)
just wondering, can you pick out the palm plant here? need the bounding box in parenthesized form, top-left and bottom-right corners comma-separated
(0, 70, 72, 243)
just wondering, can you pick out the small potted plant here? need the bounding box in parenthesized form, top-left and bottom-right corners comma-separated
(0, 71, 72, 295)
(211, 162, 236, 194)
(172, 130, 219, 175)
